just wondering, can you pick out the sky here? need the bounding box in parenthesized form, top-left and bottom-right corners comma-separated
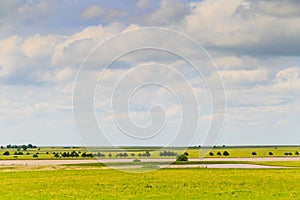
(1, 0, 300, 146)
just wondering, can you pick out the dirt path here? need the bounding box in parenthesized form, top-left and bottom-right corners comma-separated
(0, 157, 298, 168)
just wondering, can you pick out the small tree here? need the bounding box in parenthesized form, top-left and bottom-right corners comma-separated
(252, 152, 257, 156)
(223, 151, 230, 156)
(177, 154, 188, 161)
(54, 153, 60, 158)
(145, 151, 151, 157)
(22, 145, 27, 151)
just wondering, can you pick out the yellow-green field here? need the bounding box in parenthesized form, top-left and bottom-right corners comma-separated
(0, 146, 299, 159)
(0, 167, 299, 199)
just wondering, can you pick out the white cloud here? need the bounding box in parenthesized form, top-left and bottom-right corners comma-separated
(137, 0, 151, 9)
(81, 5, 127, 21)
(134, 0, 188, 26)
(181, 0, 300, 55)
(218, 68, 270, 86)
(22, 34, 62, 59)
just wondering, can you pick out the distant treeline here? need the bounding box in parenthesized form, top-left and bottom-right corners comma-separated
(1, 144, 37, 150)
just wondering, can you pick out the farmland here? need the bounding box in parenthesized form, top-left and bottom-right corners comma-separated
(1, 145, 300, 199)
(0, 167, 299, 199)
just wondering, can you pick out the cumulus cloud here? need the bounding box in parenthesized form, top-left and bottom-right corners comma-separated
(133, 0, 189, 26)
(248, 0, 300, 18)
(181, 0, 300, 56)
(82, 5, 127, 21)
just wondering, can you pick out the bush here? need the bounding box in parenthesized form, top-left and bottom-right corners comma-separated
(295, 151, 299, 156)
(176, 154, 188, 161)
(217, 151, 221, 156)
(33, 154, 38, 158)
(3, 151, 10, 155)
(268, 152, 273, 156)
(14, 151, 24, 155)
(223, 151, 230, 156)
(252, 152, 257, 156)
(159, 151, 177, 157)
(209, 152, 214, 156)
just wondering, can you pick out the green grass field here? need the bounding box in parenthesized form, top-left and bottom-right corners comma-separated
(1, 146, 300, 159)
(0, 167, 299, 199)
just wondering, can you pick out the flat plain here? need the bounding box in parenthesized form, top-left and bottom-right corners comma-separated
(0, 167, 299, 199)
(1, 146, 300, 199)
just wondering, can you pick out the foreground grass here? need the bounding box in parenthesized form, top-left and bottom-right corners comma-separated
(249, 161, 300, 167)
(0, 168, 299, 199)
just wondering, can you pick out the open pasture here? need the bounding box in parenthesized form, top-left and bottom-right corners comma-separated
(0, 167, 299, 199)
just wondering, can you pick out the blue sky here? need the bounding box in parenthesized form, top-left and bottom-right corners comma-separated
(1, 0, 300, 146)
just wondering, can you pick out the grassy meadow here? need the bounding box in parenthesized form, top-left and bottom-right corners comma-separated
(1, 145, 300, 199)
(0, 167, 299, 199)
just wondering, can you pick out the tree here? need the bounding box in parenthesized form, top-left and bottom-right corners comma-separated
(62, 152, 68, 157)
(252, 152, 257, 156)
(268, 152, 273, 156)
(177, 154, 188, 161)
(223, 151, 230, 156)
(22, 145, 27, 151)
(159, 151, 177, 157)
(71, 151, 79, 158)
(3, 151, 9, 155)
(145, 151, 151, 157)
(209, 152, 214, 156)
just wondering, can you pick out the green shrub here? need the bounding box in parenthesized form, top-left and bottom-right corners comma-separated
(223, 151, 230, 156)
(177, 154, 188, 161)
